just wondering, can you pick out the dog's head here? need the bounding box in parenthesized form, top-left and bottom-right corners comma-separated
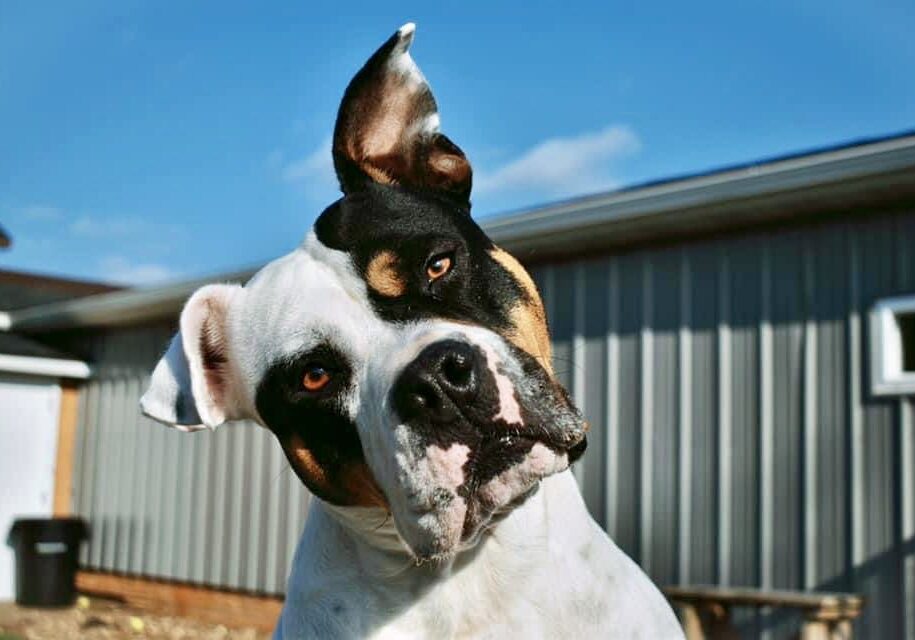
(141, 24, 587, 560)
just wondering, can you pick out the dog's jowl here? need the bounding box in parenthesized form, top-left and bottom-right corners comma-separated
(141, 23, 684, 639)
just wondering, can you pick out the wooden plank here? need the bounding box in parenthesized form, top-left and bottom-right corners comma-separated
(53, 383, 81, 516)
(76, 571, 284, 632)
(664, 585, 865, 613)
(676, 602, 740, 640)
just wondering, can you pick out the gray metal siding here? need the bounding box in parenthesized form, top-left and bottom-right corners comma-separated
(71, 209, 915, 638)
(529, 211, 914, 639)
(71, 325, 310, 594)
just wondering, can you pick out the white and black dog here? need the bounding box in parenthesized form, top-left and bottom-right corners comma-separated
(141, 24, 683, 639)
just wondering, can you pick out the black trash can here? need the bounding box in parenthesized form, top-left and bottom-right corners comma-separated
(8, 517, 87, 607)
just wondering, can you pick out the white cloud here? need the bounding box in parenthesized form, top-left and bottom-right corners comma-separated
(70, 216, 140, 237)
(98, 256, 179, 286)
(17, 204, 62, 221)
(69, 215, 182, 240)
(475, 125, 640, 199)
(279, 136, 341, 204)
(277, 125, 640, 208)
(10, 206, 181, 240)
(5, 202, 186, 285)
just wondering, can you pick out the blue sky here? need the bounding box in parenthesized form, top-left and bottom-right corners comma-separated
(2, 1, 913, 287)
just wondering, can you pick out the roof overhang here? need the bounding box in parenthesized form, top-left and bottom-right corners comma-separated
(0, 267, 258, 333)
(483, 132, 915, 261)
(3, 132, 915, 333)
(0, 353, 91, 379)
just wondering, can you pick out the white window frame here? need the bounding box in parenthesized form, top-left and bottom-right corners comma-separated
(869, 295, 915, 396)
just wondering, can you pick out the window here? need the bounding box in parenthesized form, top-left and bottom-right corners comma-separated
(870, 296, 915, 396)
(901, 312, 915, 372)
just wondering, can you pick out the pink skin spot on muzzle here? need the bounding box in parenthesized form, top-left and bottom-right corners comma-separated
(479, 344, 524, 427)
(477, 443, 568, 508)
(425, 443, 470, 490)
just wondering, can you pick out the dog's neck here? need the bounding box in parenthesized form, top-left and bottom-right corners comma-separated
(288, 470, 593, 602)
(279, 470, 684, 639)
(281, 471, 570, 638)
(315, 474, 567, 574)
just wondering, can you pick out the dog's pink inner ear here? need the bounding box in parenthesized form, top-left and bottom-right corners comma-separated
(332, 24, 472, 202)
(179, 284, 244, 428)
(199, 310, 230, 404)
(424, 134, 472, 198)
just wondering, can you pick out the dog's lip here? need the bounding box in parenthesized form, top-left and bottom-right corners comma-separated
(397, 426, 585, 557)
(477, 417, 588, 454)
(566, 434, 588, 463)
(455, 427, 585, 537)
(431, 385, 587, 454)
(402, 431, 559, 515)
(459, 482, 540, 545)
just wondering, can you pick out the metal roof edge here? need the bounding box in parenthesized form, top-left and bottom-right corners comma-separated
(0, 353, 91, 379)
(4, 267, 259, 332)
(482, 132, 915, 246)
(5, 132, 915, 332)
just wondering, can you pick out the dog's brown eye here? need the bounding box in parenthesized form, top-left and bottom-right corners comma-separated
(302, 365, 331, 392)
(426, 253, 453, 281)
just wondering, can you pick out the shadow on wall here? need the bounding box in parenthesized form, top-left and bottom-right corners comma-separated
(729, 535, 914, 639)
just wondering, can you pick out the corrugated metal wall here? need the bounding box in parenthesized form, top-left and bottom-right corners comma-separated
(71, 209, 915, 638)
(71, 325, 311, 595)
(533, 210, 915, 640)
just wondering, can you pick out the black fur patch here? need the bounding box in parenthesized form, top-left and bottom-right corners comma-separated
(254, 344, 365, 504)
(315, 183, 530, 332)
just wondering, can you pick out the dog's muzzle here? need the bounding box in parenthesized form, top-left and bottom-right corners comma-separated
(377, 335, 587, 560)
(392, 339, 586, 455)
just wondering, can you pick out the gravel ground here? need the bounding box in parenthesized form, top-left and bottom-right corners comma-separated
(0, 598, 269, 640)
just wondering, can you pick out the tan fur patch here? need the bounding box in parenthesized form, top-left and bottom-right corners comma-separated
(284, 434, 330, 489)
(342, 463, 388, 508)
(285, 435, 387, 508)
(489, 248, 553, 375)
(365, 250, 406, 297)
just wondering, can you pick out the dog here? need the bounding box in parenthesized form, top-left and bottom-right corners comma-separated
(140, 24, 684, 639)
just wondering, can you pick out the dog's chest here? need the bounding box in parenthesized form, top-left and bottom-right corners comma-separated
(359, 527, 616, 638)
(367, 563, 578, 640)
(379, 559, 546, 639)
(277, 474, 684, 640)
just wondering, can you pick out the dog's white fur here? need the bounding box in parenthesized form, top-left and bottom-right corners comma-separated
(142, 233, 683, 638)
(276, 470, 683, 639)
(142, 21, 685, 636)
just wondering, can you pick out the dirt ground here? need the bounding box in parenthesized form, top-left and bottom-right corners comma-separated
(0, 598, 269, 640)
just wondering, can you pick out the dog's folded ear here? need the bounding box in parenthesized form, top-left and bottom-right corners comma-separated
(141, 284, 246, 431)
(333, 23, 472, 205)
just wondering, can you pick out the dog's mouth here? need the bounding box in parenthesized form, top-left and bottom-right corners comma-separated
(382, 339, 589, 561)
(352, 326, 591, 562)
(394, 425, 586, 562)
(456, 429, 587, 542)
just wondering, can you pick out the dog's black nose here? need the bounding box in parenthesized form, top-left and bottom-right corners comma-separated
(393, 340, 480, 424)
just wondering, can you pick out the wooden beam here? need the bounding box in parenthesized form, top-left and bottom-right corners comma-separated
(665, 585, 865, 640)
(663, 585, 865, 614)
(76, 571, 284, 633)
(674, 602, 740, 640)
(53, 383, 81, 516)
